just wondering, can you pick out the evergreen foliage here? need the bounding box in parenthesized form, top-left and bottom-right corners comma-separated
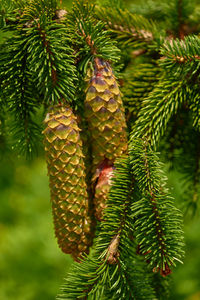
(0, 31, 41, 157)
(95, 5, 158, 50)
(132, 76, 189, 146)
(160, 35, 200, 78)
(26, 20, 77, 104)
(121, 61, 160, 123)
(1, 0, 200, 298)
(67, 0, 120, 74)
(129, 138, 184, 275)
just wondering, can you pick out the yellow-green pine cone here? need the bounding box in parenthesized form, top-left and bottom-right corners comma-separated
(85, 57, 128, 175)
(85, 58, 128, 220)
(43, 104, 93, 260)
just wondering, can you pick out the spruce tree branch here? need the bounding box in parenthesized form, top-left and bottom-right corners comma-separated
(0, 0, 27, 28)
(0, 33, 41, 157)
(132, 77, 187, 147)
(95, 6, 155, 44)
(94, 5, 166, 52)
(36, 22, 57, 86)
(160, 36, 200, 80)
(67, 1, 120, 68)
(78, 22, 98, 56)
(106, 22, 153, 42)
(180, 131, 200, 216)
(161, 52, 200, 64)
(189, 92, 200, 130)
(26, 17, 77, 104)
(142, 138, 171, 276)
(20, 0, 58, 23)
(129, 138, 185, 276)
(122, 62, 160, 123)
(166, 0, 194, 38)
(130, 0, 167, 21)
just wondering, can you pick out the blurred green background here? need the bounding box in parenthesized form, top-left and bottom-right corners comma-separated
(0, 156, 73, 300)
(1, 0, 200, 299)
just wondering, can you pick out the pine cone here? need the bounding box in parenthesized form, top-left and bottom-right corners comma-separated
(85, 58, 128, 220)
(43, 104, 94, 260)
(94, 165, 114, 221)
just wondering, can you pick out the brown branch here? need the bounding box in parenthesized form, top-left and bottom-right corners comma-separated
(79, 23, 97, 55)
(173, 54, 200, 63)
(37, 22, 57, 86)
(95, 6, 153, 42)
(107, 22, 153, 42)
(159, 52, 200, 65)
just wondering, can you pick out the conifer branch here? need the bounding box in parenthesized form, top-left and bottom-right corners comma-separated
(0, 0, 27, 28)
(166, 0, 194, 38)
(129, 138, 184, 276)
(95, 6, 157, 49)
(160, 36, 200, 80)
(174, 126, 200, 216)
(0, 32, 41, 157)
(151, 273, 171, 300)
(26, 17, 77, 104)
(132, 77, 189, 147)
(158, 103, 200, 216)
(67, 0, 120, 73)
(189, 91, 200, 130)
(130, 0, 166, 22)
(95, 6, 154, 40)
(0, 0, 12, 28)
(121, 62, 160, 122)
(21, 0, 58, 23)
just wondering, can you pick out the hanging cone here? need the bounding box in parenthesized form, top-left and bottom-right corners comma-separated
(94, 164, 114, 221)
(43, 104, 94, 260)
(85, 58, 128, 220)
